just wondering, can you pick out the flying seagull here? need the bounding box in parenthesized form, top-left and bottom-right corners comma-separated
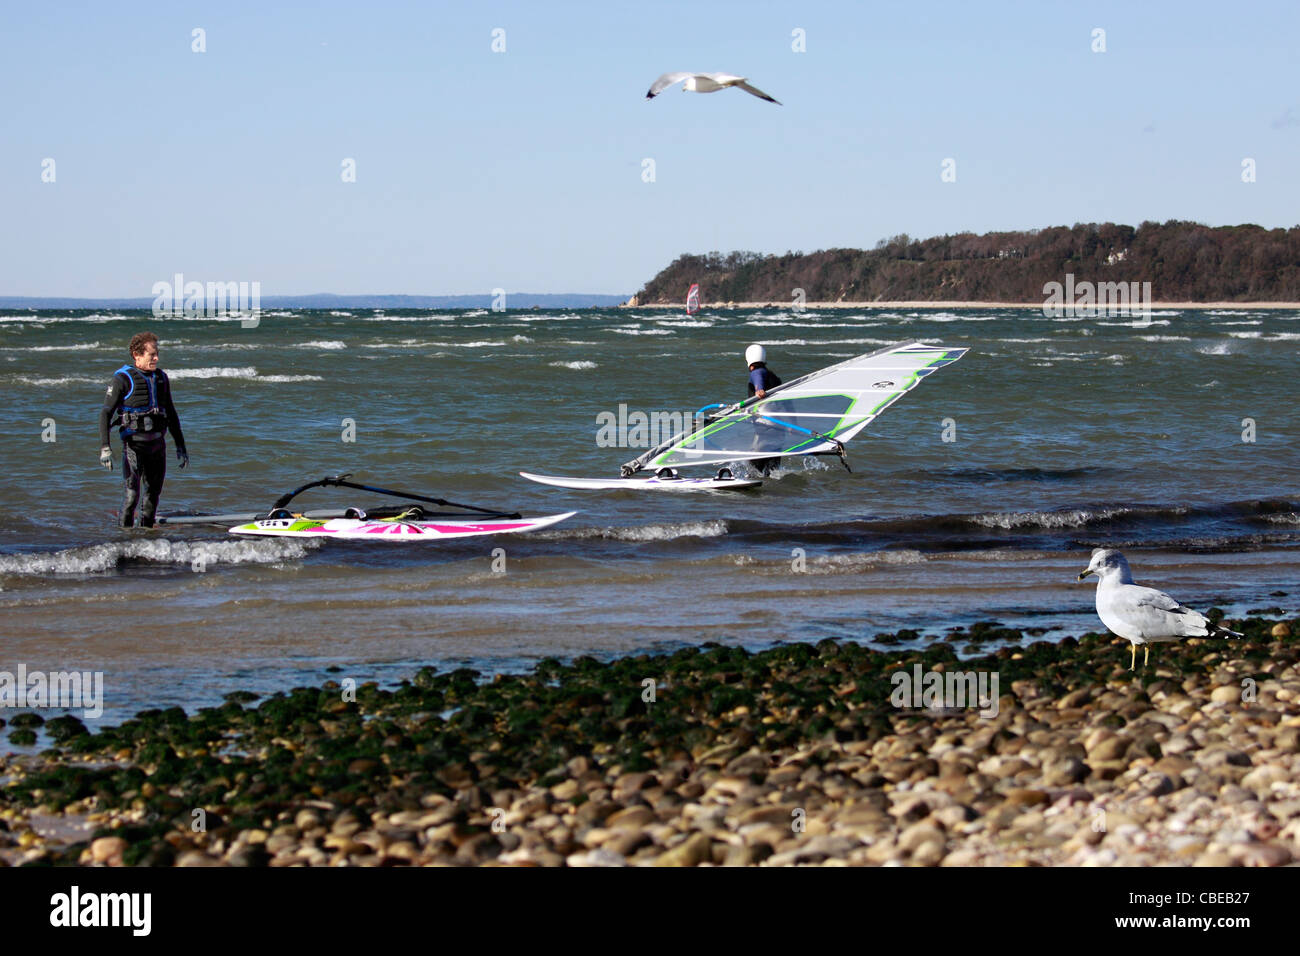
(1077, 548, 1243, 670)
(645, 72, 781, 105)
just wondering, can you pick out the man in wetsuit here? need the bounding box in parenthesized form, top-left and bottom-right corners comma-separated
(98, 332, 188, 527)
(745, 344, 783, 476)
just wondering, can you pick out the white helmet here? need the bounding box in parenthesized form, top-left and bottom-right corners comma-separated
(745, 344, 766, 366)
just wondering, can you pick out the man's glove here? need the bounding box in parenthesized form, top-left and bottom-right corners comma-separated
(100, 446, 113, 470)
(177, 449, 189, 469)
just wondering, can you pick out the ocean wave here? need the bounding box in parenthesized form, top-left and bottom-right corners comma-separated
(293, 340, 347, 350)
(328, 310, 354, 316)
(0, 537, 315, 576)
(168, 367, 322, 381)
(169, 366, 257, 379)
(1096, 318, 1171, 327)
(611, 328, 674, 336)
(968, 506, 1155, 530)
(806, 550, 928, 572)
(548, 360, 597, 369)
(546, 520, 728, 542)
(361, 340, 507, 348)
(749, 338, 893, 347)
(511, 335, 533, 343)
(360, 315, 458, 322)
(1137, 335, 1191, 342)
(0, 341, 104, 352)
(362, 339, 442, 349)
(1227, 331, 1262, 339)
(655, 320, 714, 328)
(1197, 342, 1232, 355)
(12, 375, 101, 386)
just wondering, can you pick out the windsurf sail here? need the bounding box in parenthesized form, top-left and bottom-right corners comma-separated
(685, 283, 701, 315)
(620, 342, 968, 474)
(159, 474, 522, 525)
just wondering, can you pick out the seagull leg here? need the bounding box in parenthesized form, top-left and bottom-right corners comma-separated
(1129, 644, 1136, 671)
(1144, 645, 1150, 669)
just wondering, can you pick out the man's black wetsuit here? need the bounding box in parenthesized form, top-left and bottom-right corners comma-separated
(747, 363, 783, 477)
(99, 365, 187, 527)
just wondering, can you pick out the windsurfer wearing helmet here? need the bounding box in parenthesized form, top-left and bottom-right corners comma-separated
(98, 332, 189, 528)
(745, 344, 783, 476)
(746, 344, 780, 399)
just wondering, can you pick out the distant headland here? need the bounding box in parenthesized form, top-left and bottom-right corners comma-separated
(625, 221, 1300, 308)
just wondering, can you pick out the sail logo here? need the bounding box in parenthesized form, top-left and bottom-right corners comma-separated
(151, 273, 262, 326)
(596, 404, 700, 448)
(1042, 273, 1153, 326)
(889, 664, 999, 718)
(0, 665, 103, 719)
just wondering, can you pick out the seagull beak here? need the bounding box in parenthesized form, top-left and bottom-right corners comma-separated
(1077, 569, 1094, 581)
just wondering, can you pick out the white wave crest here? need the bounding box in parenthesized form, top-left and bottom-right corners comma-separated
(0, 342, 104, 353)
(802, 550, 928, 572)
(553, 520, 727, 542)
(13, 375, 101, 385)
(0, 537, 315, 576)
(168, 367, 322, 382)
(549, 360, 597, 369)
(169, 366, 257, 379)
(969, 507, 1141, 530)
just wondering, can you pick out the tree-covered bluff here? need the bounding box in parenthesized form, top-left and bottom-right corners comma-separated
(629, 222, 1300, 305)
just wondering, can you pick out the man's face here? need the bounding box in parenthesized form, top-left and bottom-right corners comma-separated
(133, 343, 159, 371)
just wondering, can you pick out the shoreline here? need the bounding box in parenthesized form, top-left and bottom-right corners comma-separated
(3, 612, 1297, 867)
(620, 300, 1300, 310)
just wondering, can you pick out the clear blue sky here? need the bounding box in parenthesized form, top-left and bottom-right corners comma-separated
(3, 0, 1297, 296)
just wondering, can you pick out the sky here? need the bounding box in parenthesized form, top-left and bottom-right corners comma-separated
(3, 0, 1298, 297)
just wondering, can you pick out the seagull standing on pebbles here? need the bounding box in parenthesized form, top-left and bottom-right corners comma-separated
(1077, 548, 1243, 670)
(645, 72, 782, 104)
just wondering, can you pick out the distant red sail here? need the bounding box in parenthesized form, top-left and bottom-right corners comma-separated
(685, 283, 700, 314)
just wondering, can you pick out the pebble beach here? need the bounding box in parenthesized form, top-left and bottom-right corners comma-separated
(3, 610, 1297, 868)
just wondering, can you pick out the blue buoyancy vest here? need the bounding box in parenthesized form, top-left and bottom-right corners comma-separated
(113, 365, 169, 438)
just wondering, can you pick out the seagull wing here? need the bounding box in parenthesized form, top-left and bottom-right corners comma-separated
(1107, 584, 1211, 640)
(735, 80, 781, 105)
(646, 72, 694, 99)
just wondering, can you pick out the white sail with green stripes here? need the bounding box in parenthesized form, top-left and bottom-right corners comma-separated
(629, 342, 968, 472)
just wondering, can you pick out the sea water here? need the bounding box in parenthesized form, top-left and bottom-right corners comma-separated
(1, 306, 1296, 725)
